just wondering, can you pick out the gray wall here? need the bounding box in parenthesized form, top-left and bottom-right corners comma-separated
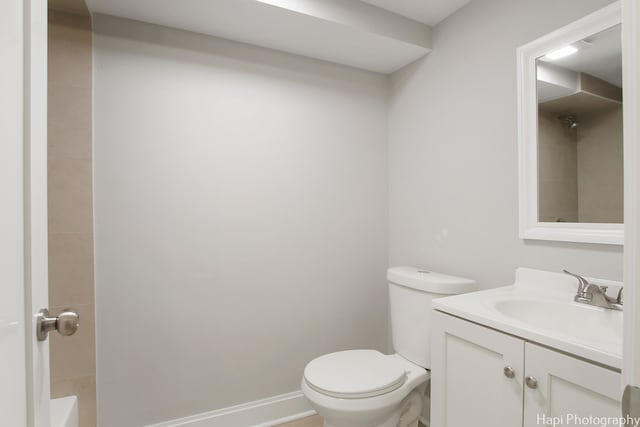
(388, 0, 622, 289)
(92, 15, 388, 426)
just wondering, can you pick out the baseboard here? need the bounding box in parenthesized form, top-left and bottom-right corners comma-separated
(145, 391, 315, 427)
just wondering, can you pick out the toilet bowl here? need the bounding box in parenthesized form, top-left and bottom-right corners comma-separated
(301, 267, 476, 427)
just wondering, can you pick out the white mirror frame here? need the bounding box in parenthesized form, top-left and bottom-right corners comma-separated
(517, 1, 623, 245)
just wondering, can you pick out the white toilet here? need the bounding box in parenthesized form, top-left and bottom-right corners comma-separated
(301, 266, 476, 427)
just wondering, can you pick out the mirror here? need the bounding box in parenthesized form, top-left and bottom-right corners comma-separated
(537, 24, 622, 224)
(517, 2, 623, 245)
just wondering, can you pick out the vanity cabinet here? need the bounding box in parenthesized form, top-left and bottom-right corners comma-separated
(431, 311, 621, 427)
(523, 342, 620, 427)
(431, 311, 525, 427)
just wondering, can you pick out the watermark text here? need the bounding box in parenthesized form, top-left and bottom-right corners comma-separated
(536, 413, 640, 426)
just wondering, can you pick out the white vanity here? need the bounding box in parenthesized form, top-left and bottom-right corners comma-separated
(430, 268, 622, 427)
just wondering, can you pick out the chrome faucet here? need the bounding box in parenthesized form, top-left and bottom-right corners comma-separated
(563, 270, 589, 298)
(563, 270, 623, 311)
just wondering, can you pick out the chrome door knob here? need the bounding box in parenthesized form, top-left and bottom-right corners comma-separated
(503, 366, 516, 379)
(36, 308, 79, 341)
(525, 375, 538, 389)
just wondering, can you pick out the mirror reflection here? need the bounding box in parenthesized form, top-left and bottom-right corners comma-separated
(536, 24, 622, 224)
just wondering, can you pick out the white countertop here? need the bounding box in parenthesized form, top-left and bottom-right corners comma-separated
(432, 268, 623, 370)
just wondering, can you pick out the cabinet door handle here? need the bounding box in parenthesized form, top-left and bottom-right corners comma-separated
(503, 366, 515, 379)
(525, 376, 538, 389)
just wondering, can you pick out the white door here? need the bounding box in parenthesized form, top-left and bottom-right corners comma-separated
(431, 312, 525, 427)
(623, 0, 640, 420)
(523, 343, 620, 427)
(1, 0, 50, 426)
(0, 0, 28, 424)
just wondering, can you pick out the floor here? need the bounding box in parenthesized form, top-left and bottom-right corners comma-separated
(276, 415, 427, 427)
(276, 415, 323, 427)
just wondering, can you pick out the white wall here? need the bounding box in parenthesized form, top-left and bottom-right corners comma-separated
(388, 0, 623, 289)
(92, 15, 388, 426)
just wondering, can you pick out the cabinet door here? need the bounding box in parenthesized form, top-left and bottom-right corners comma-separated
(523, 343, 621, 427)
(431, 312, 525, 427)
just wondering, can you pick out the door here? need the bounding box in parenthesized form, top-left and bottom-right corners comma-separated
(431, 312, 525, 427)
(523, 343, 621, 427)
(623, 0, 640, 419)
(1, 0, 28, 424)
(1, 0, 50, 426)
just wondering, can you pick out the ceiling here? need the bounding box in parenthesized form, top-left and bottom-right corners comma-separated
(85, 0, 432, 74)
(360, 0, 471, 26)
(544, 24, 622, 87)
(50, 0, 471, 27)
(82, 0, 477, 74)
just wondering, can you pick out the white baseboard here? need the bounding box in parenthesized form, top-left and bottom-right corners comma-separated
(145, 391, 315, 427)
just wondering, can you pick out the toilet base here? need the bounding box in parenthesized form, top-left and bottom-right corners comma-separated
(324, 418, 420, 427)
(320, 389, 423, 427)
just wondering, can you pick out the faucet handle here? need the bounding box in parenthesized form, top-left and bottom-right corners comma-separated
(617, 287, 624, 304)
(563, 269, 587, 281)
(563, 270, 590, 294)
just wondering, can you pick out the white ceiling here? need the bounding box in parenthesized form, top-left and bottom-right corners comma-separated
(86, 0, 432, 74)
(360, 0, 471, 26)
(544, 24, 622, 87)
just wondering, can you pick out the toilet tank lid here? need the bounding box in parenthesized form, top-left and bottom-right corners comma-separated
(387, 266, 476, 295)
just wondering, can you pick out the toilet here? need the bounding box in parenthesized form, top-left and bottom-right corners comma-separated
(301, 266, 476, 427)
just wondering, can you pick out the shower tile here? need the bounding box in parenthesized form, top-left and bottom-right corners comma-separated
(51, 375, 96, 427)
(48, 232, 95, 307)
(48, 8, 96, 427)
(48, 120, 93, 160)
(48, 84, 91, 126)
(48, 157, 94, 234)
(49, 303, 96, 381)
(48, 11, 92, 89)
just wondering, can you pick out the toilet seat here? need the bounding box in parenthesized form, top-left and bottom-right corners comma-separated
(303, 350, 407, 399)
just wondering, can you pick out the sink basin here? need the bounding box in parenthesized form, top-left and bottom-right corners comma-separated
(432, 268, 624, 369)
(494, 298, 622, 349)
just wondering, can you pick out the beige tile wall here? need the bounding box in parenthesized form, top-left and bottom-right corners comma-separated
(577, 105, 624, 223)
(537, 109, 579, 223)
(48, 9, 96, 427)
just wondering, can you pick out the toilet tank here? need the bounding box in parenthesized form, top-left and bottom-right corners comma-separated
(387, 267, 476, 369)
